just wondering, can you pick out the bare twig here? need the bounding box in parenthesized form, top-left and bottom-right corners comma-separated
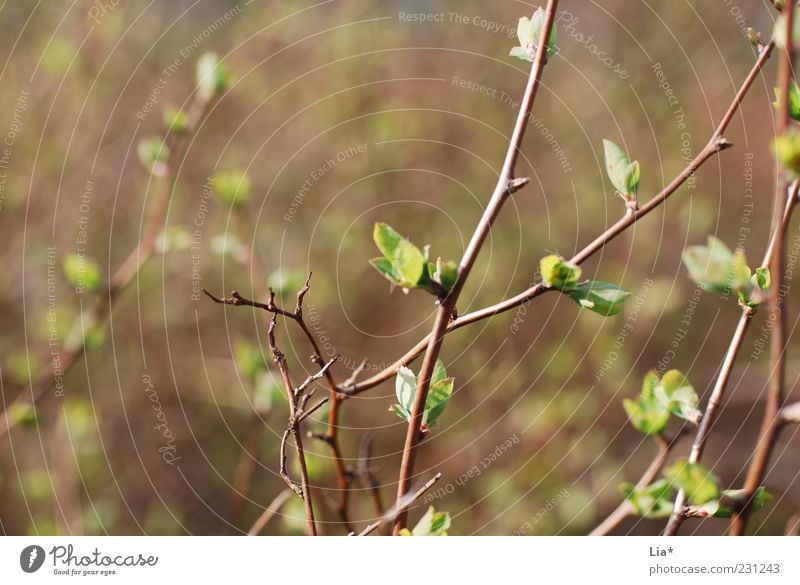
(341, 42, 775, 398)
(268, 316, 333, 536)
(247, 489, 293, 536)
(391, 0, 560, 534)
(204, 279, 355, 531)
(731, 4, 796, 535)
(357, 433, 385, 518)
(359, 472, 442, 536)
(591, 432, 684, 536)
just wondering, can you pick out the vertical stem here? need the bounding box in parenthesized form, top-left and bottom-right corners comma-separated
(731, 5, 795, 535)
(391, 0, 560, 534)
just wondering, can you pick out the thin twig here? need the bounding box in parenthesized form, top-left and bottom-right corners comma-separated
(247, 489, 293, 536)
(341, 42, 775, 398)
(204, 280, 356, 531)
(591, 432, 683, 536)
(269, 316, 319, 535)
(357, 433, 385, 518)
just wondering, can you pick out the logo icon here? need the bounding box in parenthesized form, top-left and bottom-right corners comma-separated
(19, 545, 45, 573)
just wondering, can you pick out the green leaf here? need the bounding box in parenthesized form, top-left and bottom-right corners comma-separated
(372, 223, 425, 287)
(682, 237, 737, 293)
(432, 258, 458, 291)
(389, 404, 411, 422)
(64, 313, 106, 352)
(196, 52, 231, 100)
(395, 366, 417, 412)
(664, 459, 720, 505)
(603, 139, 639, 197)
(702, 487, 773, 518)
(510, 9, 558, 62)
(424, 377, 454, 427)
(213, 170, 251, 208)
(137, 137, 170, 176)
(772, 80, 800, 122)
(509, 46, 533, 62)
(539, 254, 581, 290)
(620, 479, 674, 519)
(753, 267, 771, 291)
(623, 397, 669, 436)
(409, 506, 451, 536)
(163, 107, 188, 133)
(431, 359, 448, 386)
(653, 369, 701, 424)
(7, 402, 38, 429)
(567, 281, 630, 316)
(774, 128, 800, 176)
(369, 257, 401, 286)
(63, 253, 102, 292)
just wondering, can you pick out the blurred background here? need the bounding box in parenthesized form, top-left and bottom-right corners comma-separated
(0, 0, 798, 536)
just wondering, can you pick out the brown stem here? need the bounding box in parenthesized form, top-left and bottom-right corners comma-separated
(591, 432, 683, 536)
(391, 0, 560, 534)
(731, 6, 796, 535)
(0, 89, 215, 438)
(341, 42, 775, 399)
(268, 316, 332, 536)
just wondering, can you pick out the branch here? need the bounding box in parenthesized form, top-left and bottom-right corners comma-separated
(391, 0, 560, 534)
(268, 316, 322, 536)
(731, 5, 796, 535)
(205, 278, 355, 531)
(340, 42, 775, 398)
(591, 431, 684, 536)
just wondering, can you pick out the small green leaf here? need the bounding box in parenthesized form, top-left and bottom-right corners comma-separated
(539, 254, 581, 290)
(196, 52, 231, 100)
(682, 237, 737, 293)
(509, 46, 533, 62)
(213, 170, 251, 208)
(620, 479, 675, 519)
(773, 80, 800, 122)
(653, 370, 701, 424)
(774, 128, 800, 176)
(163, 107, 188, 133)
(369, 257, 401, 286)
(567, 281, 630, 316)
(664, 459, 720, 505)
(395, 366, 417, 413)
(424, 377, 454, 427)
(7, 402, 38, 429)
(389, 403, 411, 422)
(63, 253, 102, 292)
(603, 139, 639, 197)
(137, 137, 170, 176)
(409, 506, 451, 536)
(753, 267, 771, 291)
(623, 397, 669, 436)
(372, 223, 425, 287)
(703, 487, 773, 518)
(431, 359, 448, 386)
(432, 258, 458, 291)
